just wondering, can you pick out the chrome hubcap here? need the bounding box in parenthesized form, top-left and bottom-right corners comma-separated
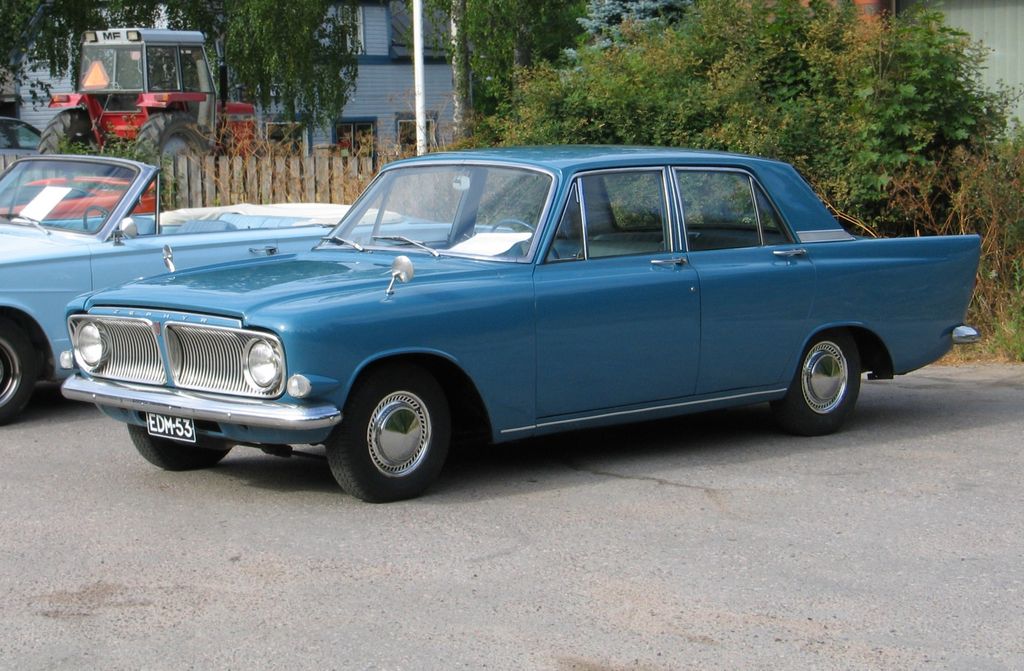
(367, 391, 431, 477)
(0, 341, 19, 407)
(801, 341, 847, 414)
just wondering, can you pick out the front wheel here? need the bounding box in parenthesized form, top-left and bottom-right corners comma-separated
(0, 317, 41, 426)
(136, 111, 209, 162)
(771, 331, 861, 436)
(326, 363, 450, 502)
(127, 424, 232, 470)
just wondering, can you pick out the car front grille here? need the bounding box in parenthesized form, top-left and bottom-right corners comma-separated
(69, 315, 284, 399)
(69, 316, 165, 385)
(165, 323, 283, 397)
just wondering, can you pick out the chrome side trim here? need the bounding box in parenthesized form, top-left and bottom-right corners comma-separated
(797, 230, 855, 243)
(952, 325, 980, 344)
(62, 376, 342, 431)
(500, 388, 787, 435)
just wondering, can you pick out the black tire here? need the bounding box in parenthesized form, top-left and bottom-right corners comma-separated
(38, 110, 96, 154)
(127, 424, 232, 471)
(136, 111, 209, 162)
(326, 363, 451, 503)
(771, 331, 861, 437)
(0, 317, 41, 426)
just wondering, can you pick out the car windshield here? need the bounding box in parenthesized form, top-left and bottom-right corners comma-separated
(0, 119, 40, 150)
(330, 164, 553, 260)
(0, 159, 140, 235)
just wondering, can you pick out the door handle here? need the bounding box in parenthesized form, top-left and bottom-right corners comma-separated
(650, 257, 687, 267)
(249, 246, 278, 256)
(772, 248, 807, 258)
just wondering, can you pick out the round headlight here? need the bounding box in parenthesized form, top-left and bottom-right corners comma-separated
(77, 322, 106, 368)
(246, 339, 282, 389)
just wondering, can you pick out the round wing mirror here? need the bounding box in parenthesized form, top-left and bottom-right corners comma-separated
(120, 217, 138, 239)
(385, 255, 415, 296)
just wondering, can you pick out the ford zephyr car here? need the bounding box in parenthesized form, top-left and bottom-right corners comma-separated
(0, 155, 346, 423)
(61, 147, 980, 502)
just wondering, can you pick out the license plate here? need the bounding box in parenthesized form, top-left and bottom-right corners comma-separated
(146, 412, 196, 444)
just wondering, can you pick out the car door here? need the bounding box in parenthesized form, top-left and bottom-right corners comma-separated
(533, 168, 701, 419)
(675, 167, 816, 395)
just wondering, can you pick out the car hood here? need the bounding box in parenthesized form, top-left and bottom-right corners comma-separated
(0, 226, 90, 263)
(83, 251, 510, 319)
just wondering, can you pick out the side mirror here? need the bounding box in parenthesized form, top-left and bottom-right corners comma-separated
(120, 217, 138, 239)
(385, 255, 415, 296)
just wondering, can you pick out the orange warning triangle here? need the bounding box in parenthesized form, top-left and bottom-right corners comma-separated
(82, 61, 110, 89)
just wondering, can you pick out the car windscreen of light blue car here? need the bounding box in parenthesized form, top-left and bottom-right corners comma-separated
(333, 164, 553, 260)
(0, 159, 139, 235)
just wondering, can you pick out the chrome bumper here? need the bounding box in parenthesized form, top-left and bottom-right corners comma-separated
(952, 325, 981, 345)
(61, 375, 342, 430)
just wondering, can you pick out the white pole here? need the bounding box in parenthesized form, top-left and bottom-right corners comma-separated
(412, 0, 427, 156)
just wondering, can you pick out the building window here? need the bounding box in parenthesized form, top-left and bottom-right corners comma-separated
(397, 114, 437, 152)
(335, 120, 376, 158)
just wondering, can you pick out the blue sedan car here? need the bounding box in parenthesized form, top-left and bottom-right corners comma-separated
(62, 147, 981, 502)
(0, 155, 345, 423)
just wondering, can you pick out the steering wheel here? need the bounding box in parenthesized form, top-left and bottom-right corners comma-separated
(84, 205, 110, 230)
(489, 218, 534, 233)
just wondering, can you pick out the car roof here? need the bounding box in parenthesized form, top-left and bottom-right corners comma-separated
(387, 145, 791, 174)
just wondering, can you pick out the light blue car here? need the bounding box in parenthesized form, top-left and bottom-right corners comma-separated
(0, 155, 345, 423)
(61, 147, 981, 502)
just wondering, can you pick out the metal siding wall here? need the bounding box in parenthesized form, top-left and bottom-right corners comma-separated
(903, 0, 1024, 123)
(17, 64, 73, 131)
(362, 4, 390, 56)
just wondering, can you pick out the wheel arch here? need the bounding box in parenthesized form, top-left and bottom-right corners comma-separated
(0, 306, 54, 380)
(799, 323, 893, 381)
(347, 352, 493, 447)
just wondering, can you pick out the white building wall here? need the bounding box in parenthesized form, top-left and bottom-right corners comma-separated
(16, 63, 73, 131)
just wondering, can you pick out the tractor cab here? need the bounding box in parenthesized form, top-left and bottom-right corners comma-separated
(41, 28, 254, 157)
(73, 29, 215, 136)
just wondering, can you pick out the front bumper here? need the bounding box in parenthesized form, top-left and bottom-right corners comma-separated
(62, 375, 342, 431)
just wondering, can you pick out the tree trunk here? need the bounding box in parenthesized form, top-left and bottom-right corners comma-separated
(449, 0, 471, 141)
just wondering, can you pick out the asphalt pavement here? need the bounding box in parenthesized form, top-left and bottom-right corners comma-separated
(1, 365, 1022, 670)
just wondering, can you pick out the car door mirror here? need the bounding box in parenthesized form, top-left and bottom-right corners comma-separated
(120, 217, 138, 239)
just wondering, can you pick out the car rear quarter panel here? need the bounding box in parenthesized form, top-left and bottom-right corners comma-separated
(804, 234, 980, 374)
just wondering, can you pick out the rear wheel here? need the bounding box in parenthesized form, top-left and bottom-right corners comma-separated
(326, 363, 451, 502)
(136, 111, 209, 161)
(0, 317, 40, 426)
(38, 110, 96, 153)
(771, 331, 861, 436)
(127, 424, 232, 470)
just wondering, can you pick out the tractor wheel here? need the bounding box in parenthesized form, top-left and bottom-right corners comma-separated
(136, 112, 210, 162)
(38, 110, 96, 154)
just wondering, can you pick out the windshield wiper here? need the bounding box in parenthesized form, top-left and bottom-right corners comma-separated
(10, 214, 50, 235)
(371, 235, 440, 257)
(315, 235, 365, 251)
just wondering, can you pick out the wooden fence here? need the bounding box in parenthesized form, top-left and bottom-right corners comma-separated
(1, 152, 379, 208)
(167, 154, 377, 209)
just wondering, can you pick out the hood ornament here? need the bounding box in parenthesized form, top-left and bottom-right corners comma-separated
(385, 255, 415, 296)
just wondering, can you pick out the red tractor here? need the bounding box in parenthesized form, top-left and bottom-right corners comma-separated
(40, 28, 257, 159)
